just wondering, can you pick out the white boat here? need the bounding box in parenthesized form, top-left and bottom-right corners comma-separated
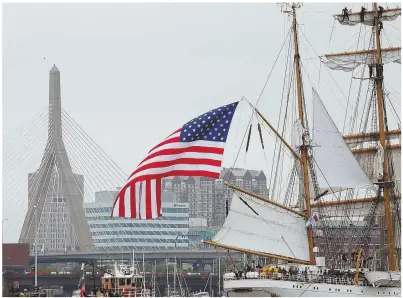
(223, 265, 400, 296)
(203, 2, 401, 297)
(101, 262, 151, 297)
(190, 291, 210, 297)
(168, 290, 182, 297)
(223, 278, 401, 297)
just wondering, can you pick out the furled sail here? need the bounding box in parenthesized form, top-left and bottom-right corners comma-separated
(291, 119, 304, 151)
(311, 196, 385, 218)
(374, 144, 385, 180)
(320, 47, 401, 72)
(210, 191, 310, 262)
(352, 144, 401, 188)
(334, 8, 401, 27)
(311, 89, 374, 191)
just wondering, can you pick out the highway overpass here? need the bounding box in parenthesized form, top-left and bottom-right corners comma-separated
(29, 249, 236, 266)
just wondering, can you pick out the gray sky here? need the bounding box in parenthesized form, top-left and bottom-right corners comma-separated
(3, 2, 401, 241)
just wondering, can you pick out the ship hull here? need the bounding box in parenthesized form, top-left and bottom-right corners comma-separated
(224, 279, 401, 297)
(365, 271, 401, 287)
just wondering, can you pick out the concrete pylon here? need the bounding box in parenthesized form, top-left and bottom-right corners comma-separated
(19, 65, 94, 252)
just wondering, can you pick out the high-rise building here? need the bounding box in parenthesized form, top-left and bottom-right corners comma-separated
(28, 170, 84, 253)
(84, 191, 189, 250)
(162, 167, 268, 228)
(163, 176, 216, 226)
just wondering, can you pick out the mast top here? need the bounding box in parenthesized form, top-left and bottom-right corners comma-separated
(279, 2, 302, 15)
(333, 5, 400, 27)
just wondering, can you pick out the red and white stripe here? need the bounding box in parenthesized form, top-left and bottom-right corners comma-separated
(111, 128, 226, 219)
(80, 282, 85, 297)
(111, 178, 162, 219)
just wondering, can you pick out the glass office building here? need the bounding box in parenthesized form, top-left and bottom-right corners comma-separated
(84, 191, 189, 250)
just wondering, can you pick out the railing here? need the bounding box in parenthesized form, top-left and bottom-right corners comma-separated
(224, 272, 369, 286)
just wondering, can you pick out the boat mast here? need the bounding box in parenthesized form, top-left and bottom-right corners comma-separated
(174, 256, 177, 294)
(153, 261, 156, 297)
(166, 258, 170, 296)
(290, 3, 314, 264)
(142, 252, 146, 294)
(373, 2, 397, 271)
(218, 256, 221, 295)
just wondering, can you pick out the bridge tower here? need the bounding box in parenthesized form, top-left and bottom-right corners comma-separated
(19, 65, 94, 252)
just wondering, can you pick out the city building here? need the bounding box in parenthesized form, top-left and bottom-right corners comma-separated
(163, 167, 269, 228)
(28, 171, 84, 253)
(84, 191, 189, 250)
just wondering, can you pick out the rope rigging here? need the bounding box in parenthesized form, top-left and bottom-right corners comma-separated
(230, 26, 292, 171)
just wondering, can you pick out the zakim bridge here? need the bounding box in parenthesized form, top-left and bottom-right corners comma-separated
(3, 65, 228, 264)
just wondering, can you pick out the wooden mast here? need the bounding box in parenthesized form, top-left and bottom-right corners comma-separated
(323, 46, 400, 58)
(253, 107, 301, 161)
(373, 2, 397, 271)
(202, 240, 311, 265)
(311, 194, 401, 209)
(291, 4, 314, 264)
(343, 129, 401, 143)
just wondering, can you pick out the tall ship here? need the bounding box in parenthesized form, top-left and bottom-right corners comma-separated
(203, 2, 401, 296)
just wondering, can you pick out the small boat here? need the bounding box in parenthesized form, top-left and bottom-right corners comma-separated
(190, 291, 210, 297)
(101, 262, 151, 297)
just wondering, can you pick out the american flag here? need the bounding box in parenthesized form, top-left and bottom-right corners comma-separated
(305, 214, 319, 228)
(111, 101, 239, 219)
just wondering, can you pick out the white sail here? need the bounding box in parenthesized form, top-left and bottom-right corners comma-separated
(311, 89, 374, 191)
(334, 8, 401, 27)
(321, 47, 401, 72)
(212, 191, 310, 262)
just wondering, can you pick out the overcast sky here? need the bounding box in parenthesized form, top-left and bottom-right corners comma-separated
(3, 2, 401, 242)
